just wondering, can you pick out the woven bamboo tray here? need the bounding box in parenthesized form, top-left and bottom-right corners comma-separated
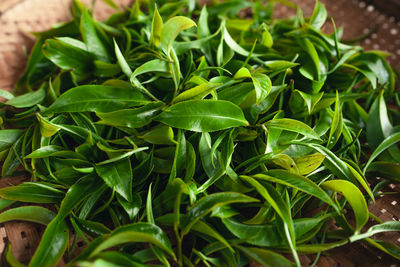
(0, 0, 399, 266)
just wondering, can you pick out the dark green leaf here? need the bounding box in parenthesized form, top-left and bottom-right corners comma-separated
(0, 183, 64, 203)
(156, 100, 248, 132)
(43, 85, 150, 114)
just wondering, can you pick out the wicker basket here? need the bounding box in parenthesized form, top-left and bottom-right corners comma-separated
(0, 0, 399, 266)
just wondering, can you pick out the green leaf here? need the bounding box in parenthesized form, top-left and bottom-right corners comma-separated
(322, 180, 368, 233)
(1, 136, 23, 177)
(0, 130, 24, 150)
(239, 175, 300, 265)
(296, 142, 374, 200)
(264, 60, 299, 73)
(17, 38, 54, 90)
(183, 192, 258, 234)
(264, 118, 320, 140)
(156, 100, 248, 132)
(309, 1, 327, 29)
(252, 170, 338, 210)
(327, 92, 343, 148)
(146, 184, 154, 224)
(94, 61, 121, 78)
(197, 6, 213, 63)
(252, 73, 272, 104)
(96, 102, 164, 128)
(261, 24, 273, 48)
(118, 193, 141, 221)
(81, 10, 111, 62)
(0, 198, 15, 211)
(150, 6, 163, 47)
(131, 59, 169, 79)
(367, 162, 400, 182)
(364, 132, 400, 173)
(235, 246, 294, 267)
(366, 91, 399, 161)
(114, 39, 132, 77)
(343, 63, 377, 89)
(240, 175, 292, 227)
(74, 217, 111, 238)
(223, 26, 261, 57)
(294, 153, 325, 175)
(0, 89, 15, 100)
(296, 240, 347, 253)
(29, 217, 69, 267)
(365, 239, 400, 260)
(43, 38, 93, 74)
(97, 148, 148, 165)
(96, 159, 133, 202)
(36, 113, 60, 138)
(223, 214, 331, 247)
(43, 85, 150, 114)
(156, 213, 233, 251)
(102, 0, 118, 9)
(139, 125, 175, 145)
(298, 38, 320, 80)
(0, 206, 55, 225)
(169, 130, 186, 181)
(172, 83, 220, 103)
(234, 67, 252, 79)
(4, 243, 25, 267)
(0, 183, 64, 203)
(161, 16, 196, 54)
(25, 145, 64, 158)
(88, 251, 148, 267)
(6, 86, 46, 108)
(350, 221, 400, 242)
(367, 91, 392, 149)
(88, 223, 175, 259)
(58, 174, 100, 218)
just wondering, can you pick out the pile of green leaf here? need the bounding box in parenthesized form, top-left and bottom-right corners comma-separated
(0, 0, 399, 266)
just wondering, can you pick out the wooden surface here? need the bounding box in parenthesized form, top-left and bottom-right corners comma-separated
(371, 0, 400, 19)
(0, 0, 133, 92)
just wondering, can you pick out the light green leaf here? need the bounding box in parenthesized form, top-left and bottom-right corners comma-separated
(294, 153, 325, 175)
(252, 73, 272, 104)
(309, 1, 327, 29)
(96, 102, 164, 128)
(296, 142, 373, 200)
(89, 223, 175, 259)
(172, 83, 220, 103)
(43, 85, 150, 114)
(0, 206, 55, 225)
(235, 246, 293, 267)
(364, 132, 400, 173)
(264, 118, 320, 140)
(350, 221, 400, 242)
(252, 170, 337, 210)
(183, 192, 258, 234)
(0, 183, 64, 203)
(36, 113, 60, 137)
(161, 16, 196, 54)
(114, 39, 132, 77)
(29, 217, 69, 267)
(150, 6, 163, 47)
(0, 89, 15, 100)
(322, 180, 368, 233)
(6, 86, 46, 108)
